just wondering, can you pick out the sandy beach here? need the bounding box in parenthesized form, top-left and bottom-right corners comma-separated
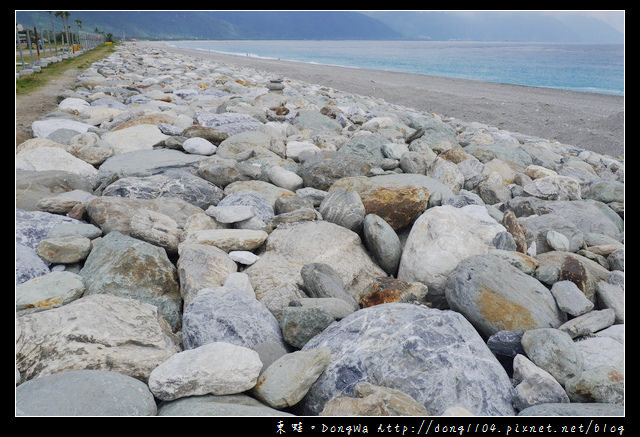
(147, 41, 624, 159)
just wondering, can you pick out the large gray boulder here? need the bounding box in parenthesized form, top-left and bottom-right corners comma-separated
(300, 303, 515, 416)
(16, 370, 157, 416)
(79, 232, 181, 331)
(445, 254, 566, 337)
(15, 294, 180, 382)
(181, 287, 288, 352)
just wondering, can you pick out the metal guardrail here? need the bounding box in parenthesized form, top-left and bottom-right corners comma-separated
(16, 23, 105, 77)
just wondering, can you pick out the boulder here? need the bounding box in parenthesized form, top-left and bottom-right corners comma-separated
(16, 294, 180, 382)
(301, 303, 515, 416)
(445, 254, 566, 337)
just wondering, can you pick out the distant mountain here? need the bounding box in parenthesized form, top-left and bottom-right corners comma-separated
(15, 10, 623, 43)
(14, 10, 402, 41)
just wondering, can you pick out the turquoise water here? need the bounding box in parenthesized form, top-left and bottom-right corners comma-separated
(168, 40, 624, 96)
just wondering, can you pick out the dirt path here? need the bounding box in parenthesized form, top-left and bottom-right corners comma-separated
(15, 68, 81, 147)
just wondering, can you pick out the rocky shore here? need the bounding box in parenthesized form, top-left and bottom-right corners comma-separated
(16, 43, 624, 417)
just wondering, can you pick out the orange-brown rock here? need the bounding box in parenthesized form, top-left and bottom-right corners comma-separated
(502, 210, 527, 253)
(329, 175, 432, 230)
(358, 277, 428, 308)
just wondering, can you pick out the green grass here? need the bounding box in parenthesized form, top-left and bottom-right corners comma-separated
(16, 43, 117, 95)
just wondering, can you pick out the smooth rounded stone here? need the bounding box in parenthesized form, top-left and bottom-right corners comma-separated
(517, 402, 624, 416)
(196, 155, 251, 188)
(524, 164, 557, 179)
(16, 243, 50, 285)
(505, 197, 623, 240)
(205, 205, 255, 224)
(16, 170, 94, 211)
(16, 271, 85, 312)
(575, 336, 624, 372)
(31, 118, 94, 139)
(228, 250, 260, 266)
(399, 150, 431, 174)
(301, 303, 515, 416)
(558, 309, 615, 339)
(244, 220, 385, 304)
(182, 136, 217, 155)
(182, 228, 268, 252)
(280, 306, 336, 349)
(101, 124, 168, 155)
(16, 294, 180, 382)
(520, 328, 583, 386)
(182, 125, 229, 144)
(95, 149, 206, 192)
(289, 297, 356, 320)
(16, 147, 98, 180)
(329, 173, 452, 231)
(596, 281, 624, 323)
(36, 189, 96, 214)
(16, 209, 82, 251)
(182, 287, 287, 351)
(398, 205, 506, 298)
(534, 251, 611, 302)
(252, 347, 332, 409)
(546, 229, 571, 252)
(319, 188, 366, 232)
(358, 277, 428, 308)
(219, 188, 279, 222)
(519, 213, 584, 254)
(47, 222, 102, 240)
(177, 243, 238, 308)
(445, 254, 565, 337)
(565, 365, 624, 405)
(362, 214, 402, 276)
(78, 231, 181, 331)
(582, 179, 625, 203)
(36, 235, 92, 264)
(267, 165, 303, 191)
(301, 263, 359, 309)
(157, 393, 294, 416)
(195, 111, 263, 136)
(286, 140, 321, 161)
(298, 153, 373, 191)
(85, 196, 205, 236)
(16, 370, 157, 416)
(511, 354, 569, 411)
(129, 209, 182, 253)
(492, 232, 517, 251)
(102, 171, 223, 209)
(550, 280, 595, 316)
(149, 342, 263, 400)
(292, 109, 342, 133)
(381, 142, 409, 160)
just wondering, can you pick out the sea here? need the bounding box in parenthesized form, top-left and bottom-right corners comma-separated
(168, 40, 624, 96)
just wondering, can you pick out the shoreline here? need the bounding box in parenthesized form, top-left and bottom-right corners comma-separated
(145, 41, 624, 159)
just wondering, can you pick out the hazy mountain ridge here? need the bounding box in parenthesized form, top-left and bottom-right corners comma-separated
(15, 10, 623, 43)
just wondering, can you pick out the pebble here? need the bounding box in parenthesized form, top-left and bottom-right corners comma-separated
(15, 43, 624, 416)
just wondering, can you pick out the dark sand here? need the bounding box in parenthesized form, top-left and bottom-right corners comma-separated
(147, 41, 624, 159)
